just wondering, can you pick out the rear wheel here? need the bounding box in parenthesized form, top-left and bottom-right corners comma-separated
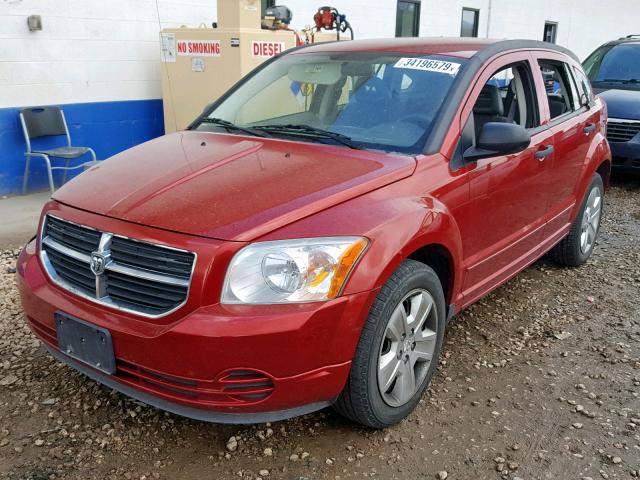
(550, 173, 604, 266)
(334, 260, 445, 428)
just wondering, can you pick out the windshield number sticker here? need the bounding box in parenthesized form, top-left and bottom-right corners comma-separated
(394, 58, 461, 76)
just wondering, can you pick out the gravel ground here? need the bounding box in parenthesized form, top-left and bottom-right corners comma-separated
(1, 178, 639, 480)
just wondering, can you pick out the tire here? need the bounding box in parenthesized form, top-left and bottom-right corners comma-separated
(550, 173, 604, 267)
(334, 260, 446, 428)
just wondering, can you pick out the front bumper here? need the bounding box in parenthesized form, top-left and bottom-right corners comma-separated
(16, 211, 375, 423)
(610, 138, 640, 172)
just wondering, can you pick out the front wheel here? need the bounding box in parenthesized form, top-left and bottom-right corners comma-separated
(334, 260, 445, 428)
(550, 173, 604, 267)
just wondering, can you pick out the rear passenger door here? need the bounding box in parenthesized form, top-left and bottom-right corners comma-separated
(531, 53, 598, 244)
(453, 53, 556, 304)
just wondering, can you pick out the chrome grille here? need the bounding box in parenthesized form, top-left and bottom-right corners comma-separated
(109, 236, 194, 277)
(607, 119, 640, 143)
(40, 215, 196, 317)
(104, 271, 189, 314)
(45, 247, 95, 295)
(45, 215, 101, 254)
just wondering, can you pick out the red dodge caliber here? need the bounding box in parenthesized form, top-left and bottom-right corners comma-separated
(17, 38, 611, 428)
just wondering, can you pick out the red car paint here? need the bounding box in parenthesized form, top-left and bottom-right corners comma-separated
(17, 38, 611, 422)
(50, 133, 416, 242)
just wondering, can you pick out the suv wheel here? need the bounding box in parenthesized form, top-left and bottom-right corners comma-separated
(334, 260, 445, 428)
(550, 173, 604, 267)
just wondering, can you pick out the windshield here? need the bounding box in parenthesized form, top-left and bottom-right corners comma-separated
(194, 52, 466, 154)
(583, 43, 640, 83)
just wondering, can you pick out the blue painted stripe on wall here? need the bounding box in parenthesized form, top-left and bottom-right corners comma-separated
(0, 99, 164, 195)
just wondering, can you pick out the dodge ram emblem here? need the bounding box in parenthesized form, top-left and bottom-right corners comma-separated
(90, 252, 107, 276)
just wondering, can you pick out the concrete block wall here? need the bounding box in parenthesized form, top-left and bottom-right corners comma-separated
(0, 0, 218, 107)
(0, 0, 218, 195)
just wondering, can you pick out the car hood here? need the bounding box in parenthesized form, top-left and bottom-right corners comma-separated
(52, 131, 417, 241)
(596, 88, 640, 120)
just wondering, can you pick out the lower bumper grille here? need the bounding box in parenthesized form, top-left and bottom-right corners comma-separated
(40, 215, 196, 317)
(118, 362, 275, 405)
(26, 317, 274, 406)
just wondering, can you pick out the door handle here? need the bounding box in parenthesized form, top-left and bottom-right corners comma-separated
(535, 145, 554, 160)
(583, 123, 596, 134)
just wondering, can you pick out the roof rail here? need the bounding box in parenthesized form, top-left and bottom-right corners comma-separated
(623, 34, 640, 39)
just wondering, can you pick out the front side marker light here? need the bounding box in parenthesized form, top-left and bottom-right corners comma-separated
(328, 237, 368, 298)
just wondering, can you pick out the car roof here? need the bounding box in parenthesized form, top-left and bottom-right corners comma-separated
(293, 37, 579, 62)
(601, 37, 640, 47)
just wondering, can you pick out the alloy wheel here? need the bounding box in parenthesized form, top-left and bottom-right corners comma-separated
(580, 186, 602, 254)
(377, 288, 438, 407)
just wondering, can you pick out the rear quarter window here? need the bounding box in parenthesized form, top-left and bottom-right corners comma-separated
(573, 66, 593, 102)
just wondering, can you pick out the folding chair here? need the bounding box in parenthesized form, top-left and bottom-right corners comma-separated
(20, 106, 99, 194)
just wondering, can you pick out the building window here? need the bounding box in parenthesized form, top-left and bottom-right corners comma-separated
(460, 8, 479, 37)
(543, 22, 558, 43)
(396, 1, 421, 37)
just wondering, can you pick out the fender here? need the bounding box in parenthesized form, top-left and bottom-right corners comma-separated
(254, 188, 464, 372)
(355, 196, 464, 304)
(572, 129, 611, 222)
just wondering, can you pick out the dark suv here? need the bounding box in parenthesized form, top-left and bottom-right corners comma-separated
(584, 36, 640, 173)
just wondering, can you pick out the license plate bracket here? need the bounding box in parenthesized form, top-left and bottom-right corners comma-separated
(55, 312, 116, 375)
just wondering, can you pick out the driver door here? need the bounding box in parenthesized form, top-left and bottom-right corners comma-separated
(455, 53, 556, 305)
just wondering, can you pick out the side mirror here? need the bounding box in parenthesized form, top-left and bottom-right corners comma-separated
(463, 122, 531, 162)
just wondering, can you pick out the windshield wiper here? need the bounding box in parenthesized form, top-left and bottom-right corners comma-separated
(199, 117, 270, 138)
(252, 124, 360, 149)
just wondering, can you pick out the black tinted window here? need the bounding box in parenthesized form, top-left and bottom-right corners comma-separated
(476, 63, 539, 132)
(539, 61, 576, 119)
(583, 43, 640, 83)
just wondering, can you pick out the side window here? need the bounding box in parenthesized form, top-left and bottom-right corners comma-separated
(538, 61, 577, 119)
(573, 66, 593, 104)
(562, 63, 581, 110)
(451, 60, 540, 168)
(471, 62, 540, 138)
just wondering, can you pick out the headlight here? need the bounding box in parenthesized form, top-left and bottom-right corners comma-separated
(221, 237, 368, 304)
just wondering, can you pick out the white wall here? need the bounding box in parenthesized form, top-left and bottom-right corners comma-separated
(281, 0, 639, 60)
(0, 0, 218, 108)
(476, 0, 640, 59)
(420, 0, 490, 38)
(420, 0, 640, 60)
(559, 0, 640, 59)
